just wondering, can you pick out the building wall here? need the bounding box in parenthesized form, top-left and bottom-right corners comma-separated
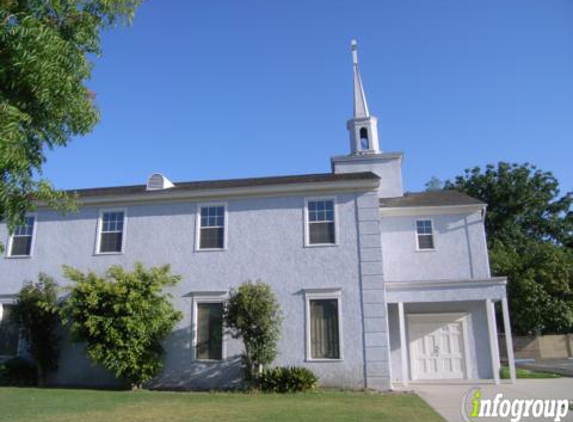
(380, 210, 490, 282)
(0, 191, 376, 389)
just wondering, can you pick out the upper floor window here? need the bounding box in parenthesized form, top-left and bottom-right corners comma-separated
(416, 219, 435, 250)
(0, 304, 20, 357)
(8, 216, 35, 257)
(359, 127, 370, 150)
(198, 205, 226, 250)
(306, 199, 336, 245)
(98, 210, 126, 254)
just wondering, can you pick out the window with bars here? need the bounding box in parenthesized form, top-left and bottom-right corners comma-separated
(196, 302, 224, 360)
(0, 304, 20, 357)
(416, 220, 435, 250)
(199, 205, 225, 249)
(307, 199, 336, 245)
(309, 299, 340, 360)
(9, 216, 35, 257)
(99, 211, 125, 253)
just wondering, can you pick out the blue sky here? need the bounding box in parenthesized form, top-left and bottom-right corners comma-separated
(44, 0, 573, 194)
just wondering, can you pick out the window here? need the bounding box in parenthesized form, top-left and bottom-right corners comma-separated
(416, 220, 435, 250)
(306, 199, 336, 245)
(198, 205, 226, 250)
(8, 216, 35, 257)
(305, 289, 342, 361)
(359, 127, 369, 150)
(98, 210, 125, 253)
(0, 304, 19, 357)
(196, 303, 224, 360)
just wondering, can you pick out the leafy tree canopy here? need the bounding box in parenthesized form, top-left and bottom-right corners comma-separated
(0, 0, 143, 239)
(61, 263, 182, 389)
(447, 162, 573, 334)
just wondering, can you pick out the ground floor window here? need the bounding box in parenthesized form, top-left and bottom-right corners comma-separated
(196, 302, 223, 360)
(305, 289, 342, 360)
(0, 304, 19, 357)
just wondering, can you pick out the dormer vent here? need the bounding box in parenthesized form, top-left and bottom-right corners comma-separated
(146, 173, 175, 191)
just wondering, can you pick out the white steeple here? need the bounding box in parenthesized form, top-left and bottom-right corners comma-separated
(347, 40, 380, 154)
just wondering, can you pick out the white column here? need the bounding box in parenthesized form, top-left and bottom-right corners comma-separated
(501, 298, 517, 383)
(485, 299, 501, 384)
(398, 302, 409, 385)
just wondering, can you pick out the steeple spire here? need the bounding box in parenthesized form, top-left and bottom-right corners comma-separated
(346, 40, 380, 154)
(351, 40, 370, 118)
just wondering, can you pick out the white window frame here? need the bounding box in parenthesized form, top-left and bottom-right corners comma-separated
(0, 297, 21, 359)
(6, 214, 37, 259)
(415, 218, 436, 252)
(190, 291, 228, 362)
(95, 208, 128, 255)
(195, 202, 228, 251)
(304, 288, 343, 362)
(303, 197, 339, 247)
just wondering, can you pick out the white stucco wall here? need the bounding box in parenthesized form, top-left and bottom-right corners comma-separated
(0, 191, 376, 389)
(380, 210, 490, 282)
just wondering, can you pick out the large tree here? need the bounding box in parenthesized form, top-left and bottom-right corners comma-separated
(447, 162, 573, 334)
(0, 0, 143, 242)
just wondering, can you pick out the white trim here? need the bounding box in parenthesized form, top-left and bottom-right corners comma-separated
(195, 202, 229, 251)
(190, 291, 228, 362)
(414, 218, 436, 252)
(36, 179, 380, 208)
(398, 302, 409, 384)
(379, 204, 485, 217)
(0, 298, 21, 359)
(94, 208, 127, 255)
(385, 277, 507, 290)
(304, 288, 343, 362)
(485, 299, 501, 384)
(303, 196, 339, 247)
(406, 312, 472, 381)
(5, 213, 37, 258)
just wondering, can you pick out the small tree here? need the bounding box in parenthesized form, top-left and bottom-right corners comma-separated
(224, 281, 282, 388)
(61, 263, 182, 389)
(12, 274, 61, 385)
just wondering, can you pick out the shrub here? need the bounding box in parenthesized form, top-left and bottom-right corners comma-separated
(0, 357, 38, 386)
(259, 366, 318, 393)
(61, 263, 183, 389)
(12, 274, 61, 385)
(224, 281, 282, 388)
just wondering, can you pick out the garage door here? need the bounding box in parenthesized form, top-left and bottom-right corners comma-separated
(408, 314, 468, 380)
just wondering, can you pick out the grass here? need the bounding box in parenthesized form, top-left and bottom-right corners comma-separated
(500, 365, 562, 379)
(0, 387, 445, 422)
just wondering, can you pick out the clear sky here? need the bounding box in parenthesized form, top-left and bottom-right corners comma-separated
(44, 0, 573, 194)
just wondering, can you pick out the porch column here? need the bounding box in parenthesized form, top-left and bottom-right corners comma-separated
(485, 299, 501, 384)
(501, 298, 516, 383)
(398, 302, 409, 384)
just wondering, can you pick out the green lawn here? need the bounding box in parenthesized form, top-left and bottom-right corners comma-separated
(0, 388, 444, 422)
(500, 365, 562, 379)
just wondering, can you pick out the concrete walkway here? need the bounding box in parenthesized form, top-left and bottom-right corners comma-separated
(518, 359, 573, 377)
(404, 379, 573, 422)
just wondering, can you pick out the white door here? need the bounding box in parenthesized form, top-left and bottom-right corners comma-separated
(408, 317, 466, 380)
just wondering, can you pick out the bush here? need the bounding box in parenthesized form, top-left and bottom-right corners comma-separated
(224, 281, 283, 388)
(61, 263, 183, 389)
(0, 357, 38, 386)
(259, 366, 318, 393)
(12, 274, 61, 385)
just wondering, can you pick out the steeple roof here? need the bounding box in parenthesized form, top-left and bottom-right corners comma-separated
(351, 40, 370, 118)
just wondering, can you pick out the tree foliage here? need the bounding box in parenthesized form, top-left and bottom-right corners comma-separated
(224, 281, 283, 388)
(447, 162, 573, 334)
(61, 263, 182, 389)
(0, 0, 143, 238)
(12, 273, 61, 385)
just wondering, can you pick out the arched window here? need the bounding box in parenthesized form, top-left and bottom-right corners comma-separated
(359, 127, 369, 150)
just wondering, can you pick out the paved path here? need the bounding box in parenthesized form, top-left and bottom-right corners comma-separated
(518, 359, 573, 377)
(405, 379, 573, 422)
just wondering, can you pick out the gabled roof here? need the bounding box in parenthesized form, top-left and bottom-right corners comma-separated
(69, 172, 380, 198)
(379, 190, 485, 208)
